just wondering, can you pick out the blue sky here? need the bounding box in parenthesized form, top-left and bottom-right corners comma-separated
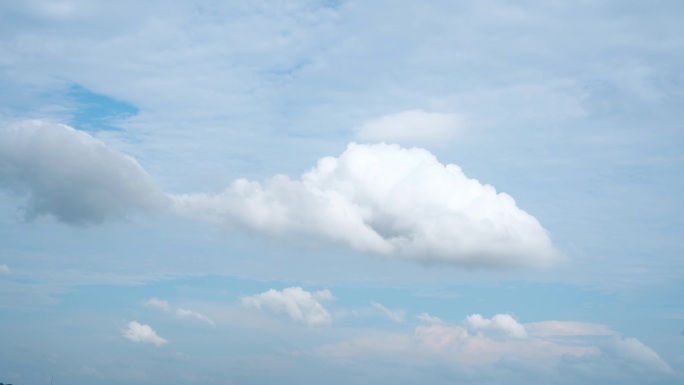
(1, 0, 683, 384)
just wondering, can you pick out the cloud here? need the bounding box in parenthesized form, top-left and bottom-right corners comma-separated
(144, 298, 214, 325)
(525, 320, 613, 338)
(0, 264, 10, 274)
(144, 298, 170, 312)
(317, 315, 675, 382)
(600, 335, 673, 374)
(176, 308, 214, 325)
(173, 142, 560, 268)
(416, 313, 444, 325)
(464, 313, 528, 339)
(371, 302, 405, 323)
(122, 321, 167, 346)
(355, 109, 464, 146)
(0, 120, 168, 224)
(241, 287, 333, 327)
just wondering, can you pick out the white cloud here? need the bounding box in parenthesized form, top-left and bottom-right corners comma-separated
(144, 298, 170, 312)
(241, 287, 333, 327)
(464, 313, 528, 339)
(416, 313, 443, 325)
(176, 308, 214, 325)
(601, 335, 673, 374)
(122, 321, 167, 346)
(371, 302, 405, 323)
(0, 264, 10, 274)
(0, 120, 168, 224)
(355, 109, 464, 146)
(525, 320, 613, 338)
(173, 142, 560, 268)
(318, 316, 674, 381)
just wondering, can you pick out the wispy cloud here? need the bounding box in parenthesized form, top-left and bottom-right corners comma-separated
(176, 308, 214, 325)
(371, 302, 405, 323)
(0, 264, 10, 274)
(144, 298, 170, 312)
(416, 313, 443, 325)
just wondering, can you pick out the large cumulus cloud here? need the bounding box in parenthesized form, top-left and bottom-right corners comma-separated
(0, 120, 168, 224)
(173, 142, 560, 268)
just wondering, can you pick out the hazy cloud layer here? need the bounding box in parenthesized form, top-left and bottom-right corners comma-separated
(0, 264, 9, 274)
(0, 120, 168, 224)
(173, 142, 560, 268)
(355, 109, 464, 146)
(319, 316, 674, 380)
(241, 287, 333, 327)
(122, 321, 167, 346)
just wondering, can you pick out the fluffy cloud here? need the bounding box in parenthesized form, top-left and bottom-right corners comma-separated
(355, 109, 465, 146)
(173, 142, 560, 268)
(0, 120, 168, 224)
(122, 321, 167, 346)
(176, 308, 214, 325)
(464, 313, 527, 339)
(371, 302, 405, 323)
(241, 287, 333, 327)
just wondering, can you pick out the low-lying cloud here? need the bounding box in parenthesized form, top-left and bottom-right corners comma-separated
(0, 120, 168, 224)
(173, 142, 561, 268)
(1, 121, 560, 269)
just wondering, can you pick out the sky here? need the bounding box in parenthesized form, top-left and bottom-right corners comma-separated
(0, 0, 683, 384)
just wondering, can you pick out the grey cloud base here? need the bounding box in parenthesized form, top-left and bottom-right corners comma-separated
(0, 120, 168, 224)
(1, 121, 559, 268)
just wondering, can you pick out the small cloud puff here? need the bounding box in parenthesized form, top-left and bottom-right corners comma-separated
(241, 287, 333, 327)
(144, 298, 170, 312)
(122, 321, 167, 346)
(0, 264, 10, 274)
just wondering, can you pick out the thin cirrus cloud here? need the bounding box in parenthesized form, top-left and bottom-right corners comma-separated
(241, 287, 334, 327)
(354, 109, 465, 147)
(173, 142, 561, 268)
(0, 120, 168, 224)
(122, 321, 167, 346)
(371, 302, 405, 324)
